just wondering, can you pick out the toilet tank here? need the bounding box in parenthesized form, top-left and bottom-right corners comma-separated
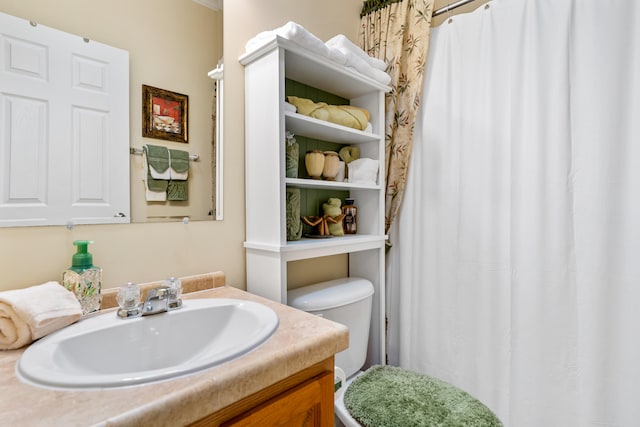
(288, 277, 374, 378)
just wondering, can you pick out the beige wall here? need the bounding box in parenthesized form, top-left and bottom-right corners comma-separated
(0, 0, 363, 292)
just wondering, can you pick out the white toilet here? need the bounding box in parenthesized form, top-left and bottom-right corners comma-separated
(288, 277, 375, 427)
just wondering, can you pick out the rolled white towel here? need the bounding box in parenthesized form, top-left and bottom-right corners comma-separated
(284, 101, 297, 113)
(326, 34, 387, 71)
(348, 158, 379, 185)
(365, 122, 373, 133)
(0, 282, 82, 350)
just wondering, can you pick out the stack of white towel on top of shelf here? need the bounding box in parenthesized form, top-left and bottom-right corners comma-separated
(244, 21, 391, 86)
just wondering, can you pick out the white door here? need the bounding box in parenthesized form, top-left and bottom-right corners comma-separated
(0, 11, 129, 227)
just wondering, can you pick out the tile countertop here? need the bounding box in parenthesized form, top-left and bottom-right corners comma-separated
(0, 286, 349, 427)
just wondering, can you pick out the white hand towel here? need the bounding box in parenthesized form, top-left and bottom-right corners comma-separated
(144, 182, 167, 201)
(365, 122, 373, 133)
(335, 160, 346, 182)
(246, 22, 347, 65)
(169, 170, 188, 180)
(325, 35, 391, 85)
(284, 101, 297, 113)
(326, 34, 387, 71)
(343, 53, 392, 86)
(0, 282, 82, 350)
(348, 158, 379, 185)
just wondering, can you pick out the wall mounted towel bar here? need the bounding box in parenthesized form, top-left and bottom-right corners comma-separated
(130, 147, 199, 161)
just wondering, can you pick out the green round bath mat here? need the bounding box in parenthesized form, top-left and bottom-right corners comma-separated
(344, 365, 502, 427)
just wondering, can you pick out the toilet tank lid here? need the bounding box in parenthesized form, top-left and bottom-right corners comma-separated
(287, 277, 374, 311)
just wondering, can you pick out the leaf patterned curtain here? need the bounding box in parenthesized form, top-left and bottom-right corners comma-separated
(359, 0, 434, 241)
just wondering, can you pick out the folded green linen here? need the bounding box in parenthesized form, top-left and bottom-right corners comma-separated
(146, 169, 168, 192)
(167, 180, 188, 201)
(169, 149, 189, 175)
(144, 144, 170, 178)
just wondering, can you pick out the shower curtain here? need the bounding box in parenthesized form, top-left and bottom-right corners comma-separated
(387, 0, 640, 425)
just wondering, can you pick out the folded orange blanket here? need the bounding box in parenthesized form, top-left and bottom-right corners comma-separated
(287, 96, 370, 131)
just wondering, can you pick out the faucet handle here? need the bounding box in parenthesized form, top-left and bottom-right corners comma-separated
(164, 277, 183, 310)
(116, 282, 142, 318)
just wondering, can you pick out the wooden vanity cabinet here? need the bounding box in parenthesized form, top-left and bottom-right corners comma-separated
(190, 358, 335, 427)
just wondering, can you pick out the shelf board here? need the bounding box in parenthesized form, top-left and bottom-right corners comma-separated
(244, 234, 386, 261)
(285, 178, 379, 191)
(285, 112, 381, 144)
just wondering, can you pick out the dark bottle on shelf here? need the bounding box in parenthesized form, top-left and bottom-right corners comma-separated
(342, 198, 357, 234)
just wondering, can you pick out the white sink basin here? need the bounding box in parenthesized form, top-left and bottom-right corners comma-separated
(17, 298, 279, 389)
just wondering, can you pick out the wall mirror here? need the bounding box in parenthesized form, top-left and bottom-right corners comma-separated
(0, 0, 223, 227)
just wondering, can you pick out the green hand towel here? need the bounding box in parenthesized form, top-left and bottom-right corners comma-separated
(167, 180, 188, 201)
(144, 144, 170, 175)
(146, 169, 168, 192)
(169, 149, 189, 175)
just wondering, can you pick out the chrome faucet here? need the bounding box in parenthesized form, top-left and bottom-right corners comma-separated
(116, 278, 183, 319)
(143, 285, 182, 316)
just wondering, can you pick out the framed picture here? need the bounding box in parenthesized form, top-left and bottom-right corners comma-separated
(142, 85, 188, 143)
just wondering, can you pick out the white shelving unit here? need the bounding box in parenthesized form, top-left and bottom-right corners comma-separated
(240, 36, 389, 367)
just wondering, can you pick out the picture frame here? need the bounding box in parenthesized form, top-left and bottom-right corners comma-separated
(142, 85, 188, 143)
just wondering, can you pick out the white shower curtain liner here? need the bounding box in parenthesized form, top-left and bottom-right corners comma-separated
(387, 0, 640, 425)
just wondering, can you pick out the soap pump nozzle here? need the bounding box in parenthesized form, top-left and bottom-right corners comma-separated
(70, 240, 96, 272)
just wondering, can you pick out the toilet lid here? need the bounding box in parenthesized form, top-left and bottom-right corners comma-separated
(288, 277, 373, 311)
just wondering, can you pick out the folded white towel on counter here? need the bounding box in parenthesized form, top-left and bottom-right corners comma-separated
(348, 158, 379, 185)
(0, 282, 82, 350)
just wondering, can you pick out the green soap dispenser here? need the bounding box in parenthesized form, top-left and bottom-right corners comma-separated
(62, 240, 102, 315)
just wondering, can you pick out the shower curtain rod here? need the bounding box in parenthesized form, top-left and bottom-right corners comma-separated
(432, 0, 476, 17)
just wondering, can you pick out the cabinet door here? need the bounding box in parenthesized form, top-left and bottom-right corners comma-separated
(222, 372, 334, 427)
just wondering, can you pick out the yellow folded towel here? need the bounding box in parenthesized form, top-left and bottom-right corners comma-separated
(287, 96, 370, 131)
(0, 282, 82, 350)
